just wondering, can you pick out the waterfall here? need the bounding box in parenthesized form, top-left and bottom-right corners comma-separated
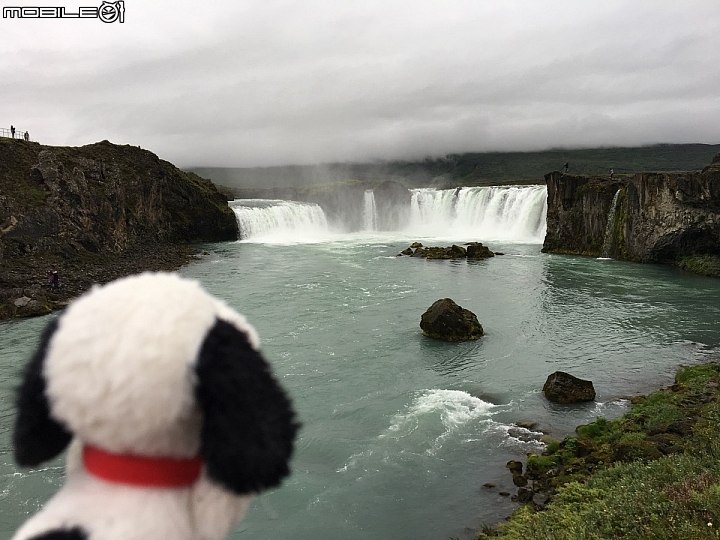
(599, 189, 621, 258)
(230, 185, 548, 244)
(363, 190, 378, 231)
(231, 199, 330, 242)
(408, 186, 547, 242)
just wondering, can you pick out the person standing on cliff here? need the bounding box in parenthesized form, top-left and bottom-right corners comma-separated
(564, 162, 569, 174)
(24, 131, 29, 142)
(10, 125, 15, 138)
(610, 169, 614, 180)
(48, 270, 59, 290)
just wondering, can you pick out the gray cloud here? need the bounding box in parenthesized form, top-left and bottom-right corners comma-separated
(2, 0, 719, 167)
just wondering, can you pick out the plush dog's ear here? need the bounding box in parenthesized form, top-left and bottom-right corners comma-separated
(195, 319, 299, 494)
(14, 317, 73, 467)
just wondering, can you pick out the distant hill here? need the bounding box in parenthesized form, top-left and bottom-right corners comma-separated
(187, 143, 720, 190)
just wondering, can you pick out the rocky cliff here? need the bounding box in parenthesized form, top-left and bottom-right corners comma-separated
(0, 138, 238, 317)
(543, 153, 720, 265)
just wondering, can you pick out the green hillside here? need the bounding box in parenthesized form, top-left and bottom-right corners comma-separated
(188, 143, 720, 189)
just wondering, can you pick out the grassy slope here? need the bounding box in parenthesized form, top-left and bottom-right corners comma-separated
(188, 143, 720, 189)
(475, 363, 720, 540)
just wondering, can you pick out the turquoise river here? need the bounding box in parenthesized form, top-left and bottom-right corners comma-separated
(2, 185, 720, 539)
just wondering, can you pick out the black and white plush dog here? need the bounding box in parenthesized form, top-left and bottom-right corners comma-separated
(12, 272, 298, 540)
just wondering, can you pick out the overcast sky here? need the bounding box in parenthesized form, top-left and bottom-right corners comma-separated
(2, 0, 719, 167)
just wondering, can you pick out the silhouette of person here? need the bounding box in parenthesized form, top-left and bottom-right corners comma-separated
(10, 125, 15, 138)
(610, 169, 614, 180)
(564, 162, 569, 174)
(48, 270, 59, 290)
(24, 131, 29, 142)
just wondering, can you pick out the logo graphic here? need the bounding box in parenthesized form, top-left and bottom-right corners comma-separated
(3, 1, 125, 23)
(98, 1, 123, 23)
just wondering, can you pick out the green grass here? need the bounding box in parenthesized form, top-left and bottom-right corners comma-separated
(475, 363, 720, 540)
(486, 454, 720, 539)
(678, 255, 720, 278)
(188, 143, 720, 189)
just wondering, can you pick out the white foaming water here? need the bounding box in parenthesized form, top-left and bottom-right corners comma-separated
(599, 188, 621, 258)
(408, 186, 547, 242)
(231, 199, 331, 243)
(231, 185, 548, 244)
(362, 190, 378, 231)
(382, 389, 496, 453)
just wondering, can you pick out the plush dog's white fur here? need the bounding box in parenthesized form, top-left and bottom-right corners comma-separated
(12, 272, 296, 540)
(13, 440, 252, 540)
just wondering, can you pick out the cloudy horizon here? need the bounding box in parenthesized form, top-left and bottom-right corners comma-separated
(2, 0, 719, 168)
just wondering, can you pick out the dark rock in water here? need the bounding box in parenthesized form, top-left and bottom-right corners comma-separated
(506, 460, 523, 475)
(398, 241, 494, 260)
(507, 427, 543, 444)
(424, 246, 452, 259)
(482, 483, 496, 489)
(465, 241, 495, 259)
(542, 371, 596, 403)
(420, 298, 484, 341)
(425, 245, 467, 259)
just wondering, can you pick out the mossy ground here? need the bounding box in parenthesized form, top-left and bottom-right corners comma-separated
(474, 363, 720, 539)
(677, 255, 720, 278)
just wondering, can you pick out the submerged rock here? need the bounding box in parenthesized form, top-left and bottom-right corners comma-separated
(420, 298, 484, 341)
(542, 371, 596, 403)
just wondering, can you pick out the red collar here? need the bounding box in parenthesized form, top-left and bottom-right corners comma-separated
(83, 445, 203, 488)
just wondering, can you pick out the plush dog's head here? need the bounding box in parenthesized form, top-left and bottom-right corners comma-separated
(14, 272, 298, 495)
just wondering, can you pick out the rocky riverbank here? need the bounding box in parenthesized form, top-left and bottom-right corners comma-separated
(0, 243, 201, 318)
(475, 362, 720, 539)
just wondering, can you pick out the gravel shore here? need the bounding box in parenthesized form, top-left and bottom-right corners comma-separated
(0, 244, 200, 319)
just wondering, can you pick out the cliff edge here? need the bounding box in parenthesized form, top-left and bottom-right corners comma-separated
(0, 138, 238, 317)
(543, 153, 720, 269)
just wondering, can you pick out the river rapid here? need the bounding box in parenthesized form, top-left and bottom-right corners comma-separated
(2, 185, 720, 539)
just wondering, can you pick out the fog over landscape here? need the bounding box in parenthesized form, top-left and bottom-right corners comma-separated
(2, 0, 719, 167)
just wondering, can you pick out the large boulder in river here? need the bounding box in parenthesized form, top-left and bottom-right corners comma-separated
(466, 242, 495, 259)
(420, 298, 484, 341)
(542, 371, 596, 403)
